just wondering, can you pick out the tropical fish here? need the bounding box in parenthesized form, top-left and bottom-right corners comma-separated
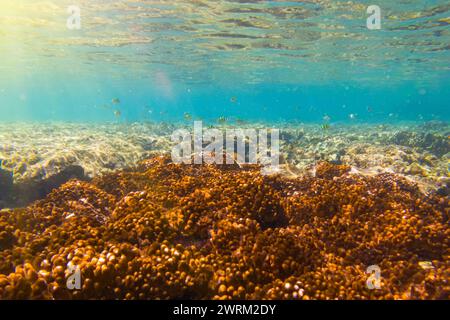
(184, 112, 192, 121)
(321, 123, 330, 130)
(322, 114, 331, 122)
(112, 98, 121, 104)
(349, 113, 357, 120)
(230, 96, 237, 103)
(113, 110, 121, 117)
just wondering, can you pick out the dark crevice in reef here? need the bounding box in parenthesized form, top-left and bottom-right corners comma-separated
(0, 166, 88, 209)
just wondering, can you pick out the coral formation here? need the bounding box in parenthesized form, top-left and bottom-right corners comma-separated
(0, 156, 448, 300)
(390, 130, 449, 157)
(0, 122, 174, 184)
(1, 122, 449, 209)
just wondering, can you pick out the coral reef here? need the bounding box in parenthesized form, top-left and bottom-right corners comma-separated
(0, 156, 448, 300)
(277, 122, 449, 194)
(0, 122, 174, 184)
(390, 130, 449, 157)
(0, 122, 175, 208)
(1, 122, 448, 209)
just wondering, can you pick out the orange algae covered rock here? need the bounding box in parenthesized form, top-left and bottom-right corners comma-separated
(0, 156, 448, 300)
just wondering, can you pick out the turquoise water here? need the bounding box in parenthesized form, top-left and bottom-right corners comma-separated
(0, 0, 449, 123)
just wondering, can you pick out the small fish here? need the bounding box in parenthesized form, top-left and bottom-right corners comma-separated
(217, 116, 227, 124)
(113, 110, 121, 117)
(184, 112, 192, 121)
(112, 98, 121, 104)
(366, 106, 373, 113)
(349, 113, 357, 120)
(321, 123, 330, 130)
(230, 96, 237, 103)
(322, 114, 331, 122)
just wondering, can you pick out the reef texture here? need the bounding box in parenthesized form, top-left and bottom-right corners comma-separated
(0, 156, 448, 300)
(1, 121, 448, 209)
(279, 121, 449, 195)
(0, 122, 174, 208)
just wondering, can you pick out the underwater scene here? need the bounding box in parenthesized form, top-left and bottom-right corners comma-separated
(0, 0, 449, 301)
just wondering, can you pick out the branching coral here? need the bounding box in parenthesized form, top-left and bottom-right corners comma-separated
(0, 155, 448, 300)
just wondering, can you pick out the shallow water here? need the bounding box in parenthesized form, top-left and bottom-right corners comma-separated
(0, 1, 449, 122)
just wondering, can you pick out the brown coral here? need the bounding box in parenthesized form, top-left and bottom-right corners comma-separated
(0, 156, 448, 300)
